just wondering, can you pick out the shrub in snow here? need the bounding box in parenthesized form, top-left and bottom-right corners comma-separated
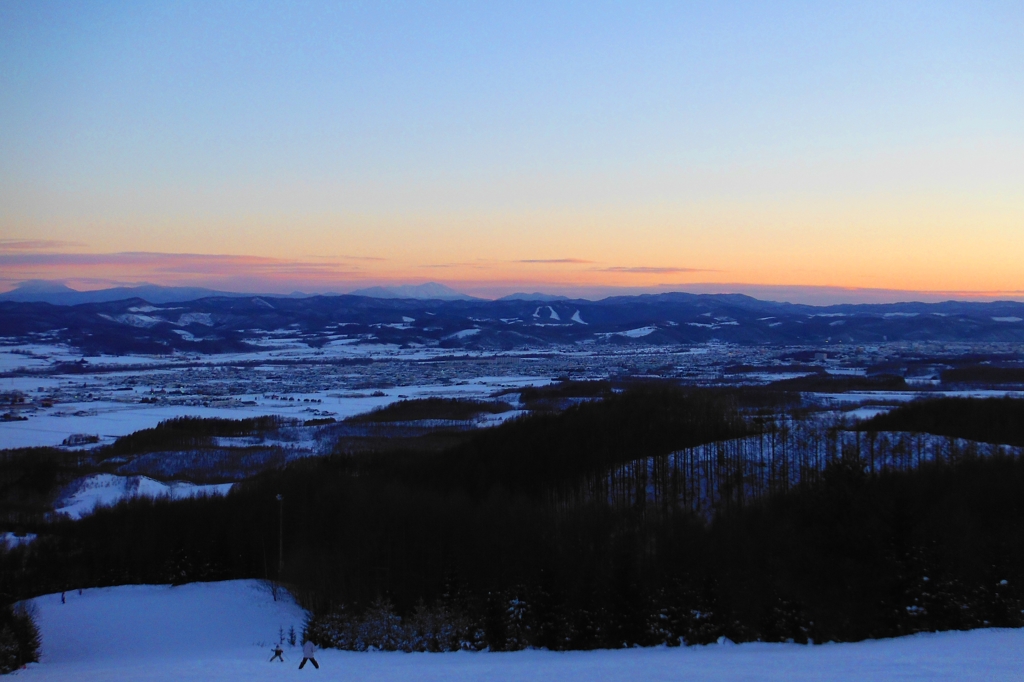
(0, 603, 39, 673)
(305, 598, 485, 653)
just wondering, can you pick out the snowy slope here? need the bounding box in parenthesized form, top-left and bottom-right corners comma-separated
(54, 474, 234, 519)
(19, 580, 1024, 681)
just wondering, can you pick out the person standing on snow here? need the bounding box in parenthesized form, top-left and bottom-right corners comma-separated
(299, 640, 319, 669)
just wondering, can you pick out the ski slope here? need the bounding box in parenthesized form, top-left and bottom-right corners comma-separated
(19, 580, 1024, 681)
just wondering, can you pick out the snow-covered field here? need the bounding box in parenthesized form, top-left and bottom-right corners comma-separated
(17, 580, 1024, 681)
(0, 374, 551, 449)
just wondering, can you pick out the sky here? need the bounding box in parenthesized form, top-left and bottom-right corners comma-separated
(1, 1, 1022, 303)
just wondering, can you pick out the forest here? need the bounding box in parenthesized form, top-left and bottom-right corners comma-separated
(2, 390, 1024, 651)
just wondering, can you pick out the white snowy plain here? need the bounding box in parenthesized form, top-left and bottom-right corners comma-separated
(17, 580, 1024, 681)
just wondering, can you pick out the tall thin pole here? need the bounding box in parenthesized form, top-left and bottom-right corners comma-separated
(276, 494, 284, 576)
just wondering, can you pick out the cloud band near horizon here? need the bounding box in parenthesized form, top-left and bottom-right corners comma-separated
(2, 249, 1023, 305)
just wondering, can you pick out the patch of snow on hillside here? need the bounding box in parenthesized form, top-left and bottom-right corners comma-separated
(55, 474, 233, 519)
(620, 326, 657, 338)
(993, 317, 1022, 323)
(883, 312, 919, 318)
(547, 306, 561, 321)
(448, 328, 482, 339)
(99, 314, 166, 328)
(571, 310, 587, 324)
(1, 532, 36, 548)
(176, 312, 214, 326)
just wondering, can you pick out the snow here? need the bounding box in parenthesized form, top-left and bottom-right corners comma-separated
(55, 474, 234, 519)
(18, 581, 1024, 681)
(622, 326, 657, 337)
(99, 313, 166, 328)
(571, 311, 587, 325)
(448, 328, 482, 339)
(176, 312, 214, 326)
(0, 374, 555, 449)
(1, 531, 36, 548)
(993, 317, 1022, 323)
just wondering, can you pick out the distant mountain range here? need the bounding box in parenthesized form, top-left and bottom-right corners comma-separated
(0, 280, 485, 305)
(2, 287, 1023, 356)
(498, 292, 570, 302)
(347, 282, 478, 300)
(0, 281, 258, 306)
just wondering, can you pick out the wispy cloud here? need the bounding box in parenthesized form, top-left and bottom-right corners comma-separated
(420, 261, 491, 269)
(0, 251, 364, 289)
(0, 239, 87, 252)
(516, 258, 593, 264)
(599, 266, 713, 274)
(305, 254, 387, 261)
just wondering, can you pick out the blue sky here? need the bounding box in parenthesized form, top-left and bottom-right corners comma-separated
(1, 1, 1022, 300)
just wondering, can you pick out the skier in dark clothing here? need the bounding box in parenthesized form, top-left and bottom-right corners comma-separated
(299, 640, 319, 669)
(270, 644, 285, 662)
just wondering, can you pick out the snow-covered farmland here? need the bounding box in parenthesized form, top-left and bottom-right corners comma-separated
(0, 372, 553, 449)
(18, 580, 1024, 681)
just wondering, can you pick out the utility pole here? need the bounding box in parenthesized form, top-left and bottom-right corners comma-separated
(276, 494, 284, 576)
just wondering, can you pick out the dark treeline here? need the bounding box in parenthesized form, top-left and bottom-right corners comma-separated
(349, 398, 513, 423)
(517, 380, 612, 411)
(0, 448, 87, 525)
(862, 397, 1024, 447)
(766, 373, 908, 393)
(102, 415, 297, 457)
(942, 365, 1024, 385)
(366, 387, 749, 495)
(3, 391, 1024, 651)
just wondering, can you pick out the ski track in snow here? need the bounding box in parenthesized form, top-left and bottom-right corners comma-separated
(18, 581, 1024, 681)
